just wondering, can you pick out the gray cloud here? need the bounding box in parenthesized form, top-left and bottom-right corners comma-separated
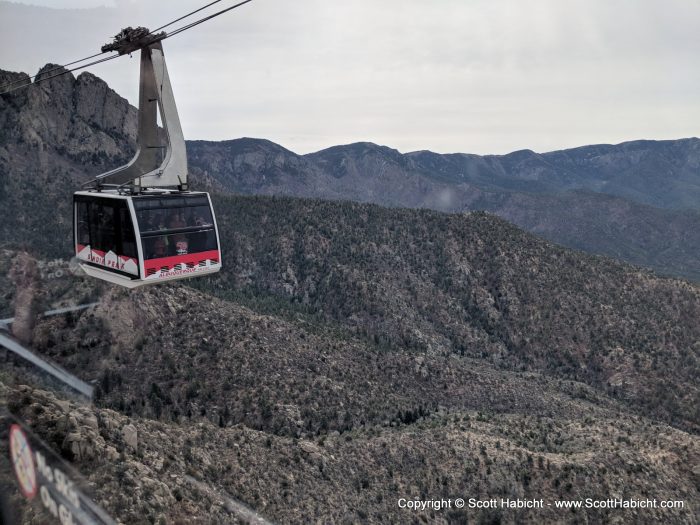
(1, 0, 699, 154)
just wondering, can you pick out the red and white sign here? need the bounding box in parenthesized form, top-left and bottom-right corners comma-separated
(144, 250, 220, 280)
(9, 424, 38, 499)
(76, 245, 138, 276)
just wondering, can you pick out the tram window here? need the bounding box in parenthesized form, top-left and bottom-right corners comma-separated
(137, 205, 213, 233)
(133, 195, 210, 210)
(89, 203, 116, 254)
(79, 199, 137, 258)
(134, 196, 217, 260)
(119, 206, 138, 258)
(76, 201, 90, 246)
(143, 230, 217, 259)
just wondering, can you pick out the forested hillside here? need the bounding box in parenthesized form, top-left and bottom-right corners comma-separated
(195, 195, 700, 431)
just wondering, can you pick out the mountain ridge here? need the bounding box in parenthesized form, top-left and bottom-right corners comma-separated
(188, 136, 700, 281)
(2, 64, 699, 282)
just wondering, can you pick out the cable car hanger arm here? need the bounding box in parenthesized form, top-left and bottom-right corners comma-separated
(84, 34, 187, 192)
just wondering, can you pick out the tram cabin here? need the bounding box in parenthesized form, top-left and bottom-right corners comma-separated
(73, 191, 221, 288)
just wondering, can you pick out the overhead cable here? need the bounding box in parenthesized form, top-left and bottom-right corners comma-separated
(0, 0, 255, 96)
(150, 0, 226, 33)
(0, 51, 110, 93)
(0, 54, 120, 96)
(164, 0, 254, 39)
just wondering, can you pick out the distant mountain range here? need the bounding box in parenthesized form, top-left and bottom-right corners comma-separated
(188, 138, 700, 281)
(190, 137, 700, 210)
(1, 64, 699, 283)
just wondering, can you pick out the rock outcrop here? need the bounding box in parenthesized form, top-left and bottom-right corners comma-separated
(7, 251, 39, 344)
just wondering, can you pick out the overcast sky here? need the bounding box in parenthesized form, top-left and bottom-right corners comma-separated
(1, 0, 699, 155)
